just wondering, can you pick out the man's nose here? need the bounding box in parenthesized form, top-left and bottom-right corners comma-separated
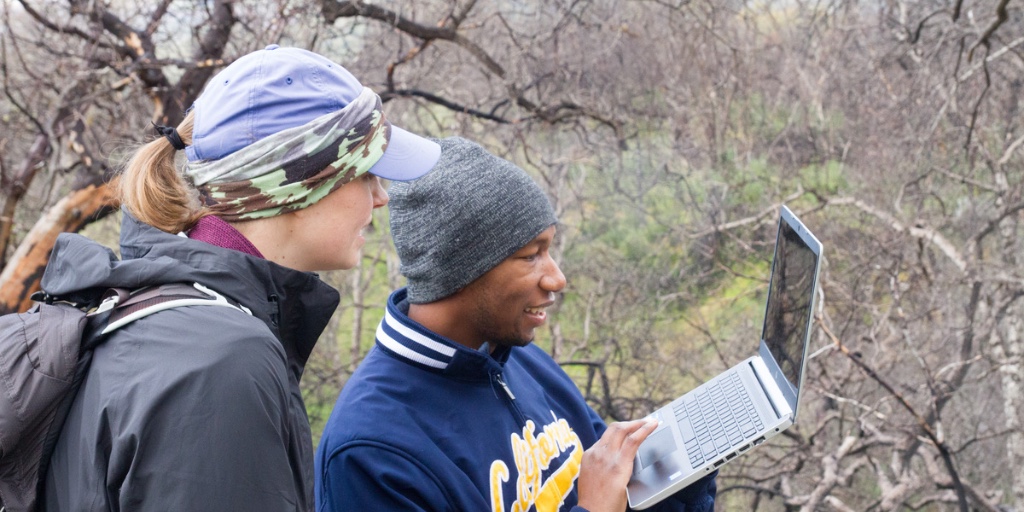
(540, 257, 566, 293)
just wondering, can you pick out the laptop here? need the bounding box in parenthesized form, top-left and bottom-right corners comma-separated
(626, 205, 822, 510)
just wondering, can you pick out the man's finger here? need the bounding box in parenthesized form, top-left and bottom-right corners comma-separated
(622, 418, 660, 453)
(602, 418, 658, 449)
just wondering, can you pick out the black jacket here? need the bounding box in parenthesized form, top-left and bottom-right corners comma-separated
(43, 211, 339, 511)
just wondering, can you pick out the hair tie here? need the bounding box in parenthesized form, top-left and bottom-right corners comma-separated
(152, 122, 187, 151)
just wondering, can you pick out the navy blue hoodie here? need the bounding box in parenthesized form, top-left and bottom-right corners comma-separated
(315, 288, 716, 511)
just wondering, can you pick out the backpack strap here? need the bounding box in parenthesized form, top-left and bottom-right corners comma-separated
(91, 282, 251, 337)
(29, 282, 249, 511)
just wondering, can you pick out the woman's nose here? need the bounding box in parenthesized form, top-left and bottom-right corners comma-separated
(373, 179, 389, 208)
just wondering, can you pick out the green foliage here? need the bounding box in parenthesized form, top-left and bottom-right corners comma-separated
(799, 160, 847, 195)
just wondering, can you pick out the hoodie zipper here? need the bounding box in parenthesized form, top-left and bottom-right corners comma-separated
(494, 372, 527, 426)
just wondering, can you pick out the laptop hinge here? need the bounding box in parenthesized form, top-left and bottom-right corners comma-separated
(750, 357, 793, 419)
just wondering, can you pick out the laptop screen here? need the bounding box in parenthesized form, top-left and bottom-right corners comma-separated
(761, 207, 822, 402)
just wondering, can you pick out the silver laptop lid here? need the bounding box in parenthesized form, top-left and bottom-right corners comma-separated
(757, 205, 822, 420)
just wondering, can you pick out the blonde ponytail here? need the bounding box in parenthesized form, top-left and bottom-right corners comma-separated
(117, 111, 207, 233)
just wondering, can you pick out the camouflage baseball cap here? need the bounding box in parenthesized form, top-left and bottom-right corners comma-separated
(186, 44, 439, 182)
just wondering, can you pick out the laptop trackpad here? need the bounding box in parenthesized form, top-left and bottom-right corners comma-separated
(638, 427, 677, 469)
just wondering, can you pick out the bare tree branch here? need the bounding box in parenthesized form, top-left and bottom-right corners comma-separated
(320, 0, 626, 141)
(382, 89, 510, 123)
(826, 196, 967, 272)
(968, 0, 1011, 62)
(817, 318, 971, 511)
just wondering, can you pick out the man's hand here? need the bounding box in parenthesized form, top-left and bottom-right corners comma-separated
(576, 418, 659, 512)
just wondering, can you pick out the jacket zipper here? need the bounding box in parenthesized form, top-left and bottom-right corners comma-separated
(494, 372, 527, 426)
(268, 294, 280, 329)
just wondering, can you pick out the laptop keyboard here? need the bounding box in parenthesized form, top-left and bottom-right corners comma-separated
(673, 370, 763, 467)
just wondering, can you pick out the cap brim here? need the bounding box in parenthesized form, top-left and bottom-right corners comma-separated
(368, 125, 441, 182)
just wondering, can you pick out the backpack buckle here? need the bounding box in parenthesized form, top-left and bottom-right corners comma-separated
(92, 288, 131, 315)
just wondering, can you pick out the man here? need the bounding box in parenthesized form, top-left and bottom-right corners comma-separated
(315, 137, 717, 512)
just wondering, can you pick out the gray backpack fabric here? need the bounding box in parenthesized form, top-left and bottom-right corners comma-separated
(0, 283, 248, 512)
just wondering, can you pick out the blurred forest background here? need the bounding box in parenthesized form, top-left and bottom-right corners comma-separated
(2, 0, 1022, 510)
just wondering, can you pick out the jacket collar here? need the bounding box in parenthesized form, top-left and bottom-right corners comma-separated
(376, 288, 509, 381)
(42, 209, 341, 374)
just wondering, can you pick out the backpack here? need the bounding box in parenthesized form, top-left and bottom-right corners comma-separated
(0, 282, 250, 512)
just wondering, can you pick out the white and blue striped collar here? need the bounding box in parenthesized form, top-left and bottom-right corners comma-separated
(376, 306, 456, 369)
(375, 288, 511, 375)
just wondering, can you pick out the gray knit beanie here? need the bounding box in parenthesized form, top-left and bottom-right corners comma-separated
(389, 137, 557, 304)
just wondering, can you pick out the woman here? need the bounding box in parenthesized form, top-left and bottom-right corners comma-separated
(41, 45, 439, 511)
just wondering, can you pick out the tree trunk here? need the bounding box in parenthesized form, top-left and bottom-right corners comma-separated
(0, 183, 115, 314)
(996, 203, 1024, 507)
(0, 134, 52, 269)
(996, 309, 1024, 507)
